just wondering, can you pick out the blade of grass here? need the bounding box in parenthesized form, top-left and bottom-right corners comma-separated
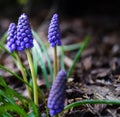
(67, 35, 90, 78)
(32, 30, 53, 80)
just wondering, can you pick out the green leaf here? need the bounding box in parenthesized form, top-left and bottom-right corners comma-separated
(1, 112, 13, 117)
(0, 65, 31, 88)
(32, 43, 39, 76)
(67, 35, 90, 78)
(0, 43, 16, 59)
(0, 76, 38, 116)
(0, 76, 7, 87)
(0, 32, 15, 58)
(61, 42, 82, 51)
(32, 40, 50, 89)
(0, 104, 28, 117)
(0, 77, 25, 106)
(64, 99, 120, 111)
(0, 32, 7, 44)
(28, 111, 36, 117)
(0, 89, 15, 104)
(32, 30, 53, 80)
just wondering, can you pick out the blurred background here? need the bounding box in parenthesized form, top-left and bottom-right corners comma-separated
(0, 0, 120, 40)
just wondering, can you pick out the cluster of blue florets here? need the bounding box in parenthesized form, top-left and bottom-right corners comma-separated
(7, 23, 17, 52)
(7, 13, 34, 52)
(48, 13, 62, 47)
(47, 70, 66, 116)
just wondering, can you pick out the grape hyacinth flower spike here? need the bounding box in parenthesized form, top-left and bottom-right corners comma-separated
(17, 13, 38, 105)
(7, 23, 17, 52)
(48, 13, 62, 80)
(17, 13, 34, 51)
(48, 13, 61, 47)
(47, 70, 67, 116)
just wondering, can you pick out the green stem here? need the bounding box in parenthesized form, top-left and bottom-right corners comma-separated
(15, 52, 31, 99)
(64, 99, 120, 111)
(67, 35, 90, 78)
(60, 46, 65, 70)
(54, 46, 57, 81)
(25, 49, 38, 105)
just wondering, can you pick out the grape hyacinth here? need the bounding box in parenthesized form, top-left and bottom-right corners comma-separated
(7, 13, 34, 52)
(47, 70, 67, 116)
(17, 13, 34, 51)
(7, 23, 17, 52)
(48, 13, 62, 47)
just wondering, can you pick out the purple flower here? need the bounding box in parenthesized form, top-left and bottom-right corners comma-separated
(17, 13, 34, 51)
(47, 70, 67, 116)
(7, 23, 17, 52)
(6, 13, 34, 52)
(48, 13, 62, 47)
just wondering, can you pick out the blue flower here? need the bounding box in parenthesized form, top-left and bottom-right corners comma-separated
(47, 70, 67, 116)
(7, 23, 17, 52)
(17, 13, 34, 51)
(48, 13, 62, 47)
(7, 13, 34, 52)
